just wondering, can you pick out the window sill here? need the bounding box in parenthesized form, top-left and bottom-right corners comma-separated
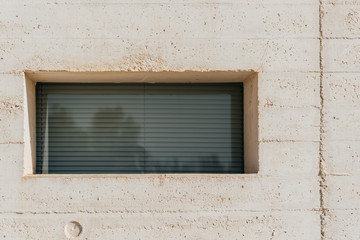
(22, 173, 259, 179)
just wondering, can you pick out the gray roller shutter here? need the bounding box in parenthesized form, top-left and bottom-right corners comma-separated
(36, 83, 244, 174)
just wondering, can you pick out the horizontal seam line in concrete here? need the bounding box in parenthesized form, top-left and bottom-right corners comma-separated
(0, 71, 322, 74)
(320, 140, 360, 142)
(322, 71, 360, 73)
(0, 71, 323, 75)
(324, 173, 360, 176)
(324, 174, 351, 176)
(260, 140, 320, 143)
(0, 209, 323, 215)
(0, 3, 325, 6)
(259, 105, 320, 109)
(323, 37, 360, 39)
(323, 208, 360, 211)
(0, 37, 321, 40)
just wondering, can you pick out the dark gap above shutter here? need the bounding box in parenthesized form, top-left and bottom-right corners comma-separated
(36, 83, 244, 174)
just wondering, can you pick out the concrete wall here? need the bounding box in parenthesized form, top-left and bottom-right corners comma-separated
(322, 0, 360, 239)
(0, 0, 357, 239)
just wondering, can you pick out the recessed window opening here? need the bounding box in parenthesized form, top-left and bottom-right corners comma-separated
(36, 83, 244, 174)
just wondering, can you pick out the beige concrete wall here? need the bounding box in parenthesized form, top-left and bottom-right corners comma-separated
(0, 0, 355, 239)
(322, 0, 360, 239)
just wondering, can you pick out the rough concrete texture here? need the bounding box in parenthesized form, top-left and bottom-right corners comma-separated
(322, 0, 360, 239)
(0, 0, 357, 239)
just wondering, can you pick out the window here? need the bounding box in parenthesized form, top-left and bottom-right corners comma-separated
(36, 83, 244, 174)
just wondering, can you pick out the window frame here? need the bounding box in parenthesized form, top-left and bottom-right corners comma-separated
(23, 71, 258, 176)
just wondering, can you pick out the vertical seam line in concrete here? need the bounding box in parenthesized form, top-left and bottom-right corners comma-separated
(319, 0, 327, 239)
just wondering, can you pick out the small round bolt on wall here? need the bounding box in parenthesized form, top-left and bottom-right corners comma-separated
(64, 221, 82, 238)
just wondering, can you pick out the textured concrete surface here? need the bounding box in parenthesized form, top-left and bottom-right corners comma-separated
(0, 0, 357, 239)
(321, 0, 360, 239)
